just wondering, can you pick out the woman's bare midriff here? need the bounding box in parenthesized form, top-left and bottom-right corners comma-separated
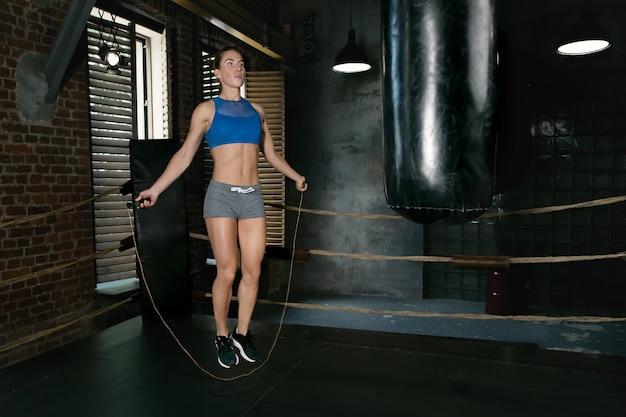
(210, 143, 260, 186)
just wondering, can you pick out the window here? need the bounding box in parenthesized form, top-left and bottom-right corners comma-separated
(246, 71, 287, 247)
(87, 8, 168, 290)
(135, 25, 168, 139)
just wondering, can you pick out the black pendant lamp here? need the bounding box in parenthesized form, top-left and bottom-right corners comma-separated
(332, 2, 371, 73)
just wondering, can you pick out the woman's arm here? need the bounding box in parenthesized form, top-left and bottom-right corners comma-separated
(135, 101, 214, 207)
(254, 102, 307, 192)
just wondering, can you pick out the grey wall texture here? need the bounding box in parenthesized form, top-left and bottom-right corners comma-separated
(280, 0, 424, 299)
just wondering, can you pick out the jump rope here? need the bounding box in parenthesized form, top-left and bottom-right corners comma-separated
(128, 190, 305, 382)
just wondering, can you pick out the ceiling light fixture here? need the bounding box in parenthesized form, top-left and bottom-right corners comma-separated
(332, 1, 371, 73)
(556, 6, 610, 56)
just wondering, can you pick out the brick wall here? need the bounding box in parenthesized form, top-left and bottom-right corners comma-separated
(0, 0, 95, 367)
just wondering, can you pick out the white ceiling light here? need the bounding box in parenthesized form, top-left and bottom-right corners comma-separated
(332, 1, 371, 74)
(557, 39, 610, 56)
(556, 6, 610, 56)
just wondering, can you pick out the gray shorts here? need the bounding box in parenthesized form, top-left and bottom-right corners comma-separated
(203, 180, 266, 219)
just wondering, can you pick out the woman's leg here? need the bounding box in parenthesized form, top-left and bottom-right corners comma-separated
(205, 217, 239, 337)
(235, 216, 266, 335)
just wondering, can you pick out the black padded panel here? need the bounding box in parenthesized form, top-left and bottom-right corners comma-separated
(130, 139, 191, 320)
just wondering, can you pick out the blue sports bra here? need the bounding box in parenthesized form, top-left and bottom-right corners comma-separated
(204, 97, 262, 149)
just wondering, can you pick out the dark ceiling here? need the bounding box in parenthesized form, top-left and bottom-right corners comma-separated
(496, 0, 626, 73)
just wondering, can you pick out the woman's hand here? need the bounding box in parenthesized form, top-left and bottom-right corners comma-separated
(295, 176, 308, 192)
(135, 189, 160, 208)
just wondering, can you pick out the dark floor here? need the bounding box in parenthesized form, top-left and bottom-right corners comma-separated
(1, 303, 626, 417)
(251, 291, 626, 357)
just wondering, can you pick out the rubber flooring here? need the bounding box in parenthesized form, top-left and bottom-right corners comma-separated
(1, 314, 625, 417)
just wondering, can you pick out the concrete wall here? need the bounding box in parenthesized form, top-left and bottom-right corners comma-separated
(280, 0, 424, 298)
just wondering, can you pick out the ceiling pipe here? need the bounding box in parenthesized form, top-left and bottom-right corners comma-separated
(171, 0, 297, 65)
(43, 0, 97, 103)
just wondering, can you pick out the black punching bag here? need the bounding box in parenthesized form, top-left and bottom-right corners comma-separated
(382, 0, 497, 224)
(130, 139, 191, 321)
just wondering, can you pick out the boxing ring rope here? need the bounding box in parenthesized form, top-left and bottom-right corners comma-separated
(3, 186, 624, 270)
(0, 185, 122, 229)
(191, 194, 626, 324)
(262, 196, 626, 267)
(266, 194, 626, 220)
(2, 186, 626, 363)
(0, 296, 134, 355)
(2, 186, 625, 293)
(190, 233, 626, 266)
(306, 250, 626, 266)
(0, 185, 135, 357)
(0, 185, 129, 288)
(1, 245, 123, 288)
(197, 191, 626, 268)
(193, 292, 626, 324)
